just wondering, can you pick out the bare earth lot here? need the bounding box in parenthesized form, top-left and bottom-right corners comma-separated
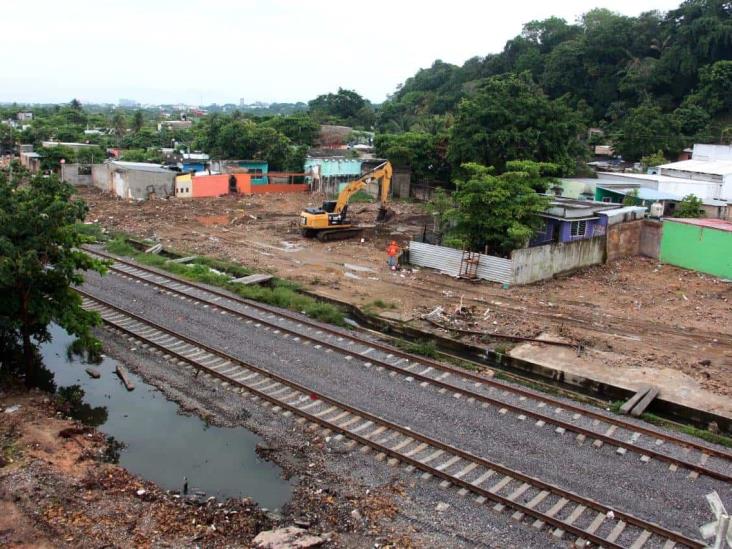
(77, 186, 732, 402)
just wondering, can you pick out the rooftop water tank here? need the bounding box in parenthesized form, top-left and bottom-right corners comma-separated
(650, 201, 664, 218)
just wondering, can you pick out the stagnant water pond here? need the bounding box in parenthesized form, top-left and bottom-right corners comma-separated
(40, 325, 292, 509)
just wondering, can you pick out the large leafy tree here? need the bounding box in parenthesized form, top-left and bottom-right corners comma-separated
(443, 162, 551, 256)
(448, 73, 585, 175)
(308, 88, 375, 128)
(374, 131, 449, 182)
(612, 102, 682, 160)
(0, 171, 107, 385)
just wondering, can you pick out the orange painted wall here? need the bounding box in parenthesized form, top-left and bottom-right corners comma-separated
(191, 174, 306, 196)
(191, 174, 229, 197)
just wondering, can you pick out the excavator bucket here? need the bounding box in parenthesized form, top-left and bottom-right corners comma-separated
(376, 205, 392, 223)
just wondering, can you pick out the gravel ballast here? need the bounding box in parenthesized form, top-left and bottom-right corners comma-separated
(81, 270, 726, 540)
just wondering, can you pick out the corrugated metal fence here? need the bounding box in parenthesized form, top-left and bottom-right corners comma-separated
(408, 241, 513, 284)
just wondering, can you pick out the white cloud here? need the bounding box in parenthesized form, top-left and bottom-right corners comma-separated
(0, 0, 680, 104)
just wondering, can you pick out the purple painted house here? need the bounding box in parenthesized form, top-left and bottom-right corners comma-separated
(529, 197, 622, 247)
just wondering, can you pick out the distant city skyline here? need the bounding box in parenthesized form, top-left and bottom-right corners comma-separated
(0, 0, 682, 105)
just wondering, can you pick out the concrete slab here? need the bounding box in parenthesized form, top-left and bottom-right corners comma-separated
(509, 342, 732, 421)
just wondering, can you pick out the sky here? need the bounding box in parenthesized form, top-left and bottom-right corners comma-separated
(0, 0, 683, 106)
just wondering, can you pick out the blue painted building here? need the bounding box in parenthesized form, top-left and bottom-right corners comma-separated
(304, 157, 363, 194)
(530, 197, 622, 247)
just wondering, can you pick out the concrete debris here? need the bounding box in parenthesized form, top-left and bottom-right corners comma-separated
(344, 263, 376, 273)
(85, 368, 101, 379)
(145, 243, 163, 254)
(168, 255, 197, 264)
(252, 526, 327, 548)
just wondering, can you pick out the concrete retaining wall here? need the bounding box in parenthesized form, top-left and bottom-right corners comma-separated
(639, 220, 662, 259)
(511, 237, 606, 285)
(606, 219, 642, 261)
(60, 163, 93, 186)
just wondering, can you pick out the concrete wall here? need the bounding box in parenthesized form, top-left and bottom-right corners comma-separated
(60, 163, 93, 186)
(392, 169, 411, 199)
(92, 164, 111, 192)
(114, 169, 175, 200)
(639, 220, 662, 259)
(606, 219, 642, 261)
(660, 221, 732, 279)
(512, 237, 606, 285)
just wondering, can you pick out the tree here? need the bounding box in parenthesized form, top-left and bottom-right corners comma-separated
(425, 187, 453, 237)
(69, 98, 82, 111)
(262, 113, 320, 146)
(374, 131, 449, 182)
(611, 102, 681, 160)
(675, 194, 705, 218)
(640, 150, 667, 170)
(448, 73, 585, 174)
(0, 172, 107, 386)
(685, 60, 732, 116)
(131, 110, 145, 133)
(112, 112, 126, 140)
(308, 88, 375, 128)
(445, 163, 551, 256)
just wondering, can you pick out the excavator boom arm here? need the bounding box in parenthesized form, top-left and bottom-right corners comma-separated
(334, 161, 393, 213)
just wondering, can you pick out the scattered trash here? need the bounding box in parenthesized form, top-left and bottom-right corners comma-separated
(252, 526, 328, 549)
(435, 502, 450, 512)
(4, 404, 21, 414)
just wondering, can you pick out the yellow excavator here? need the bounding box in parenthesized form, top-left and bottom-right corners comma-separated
(300, 161, 393, 241)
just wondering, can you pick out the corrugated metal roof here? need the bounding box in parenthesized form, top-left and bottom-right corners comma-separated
(657, 159, 732, 176)
(110, 161, 173, 174)
(665, 218, 732, 233)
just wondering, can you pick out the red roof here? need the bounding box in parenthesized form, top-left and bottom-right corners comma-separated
(666, 218, 732, 233)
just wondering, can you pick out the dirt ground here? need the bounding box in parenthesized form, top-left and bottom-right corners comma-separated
(0, 389, 274, 548)
(77, 186, 732, 398)
(0, 385, 420, 549)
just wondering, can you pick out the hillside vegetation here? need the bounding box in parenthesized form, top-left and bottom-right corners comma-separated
(376, 0, 732, 180)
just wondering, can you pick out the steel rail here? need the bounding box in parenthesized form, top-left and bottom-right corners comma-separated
(82, 247, 732, 467)
(78, 289, 705, 549)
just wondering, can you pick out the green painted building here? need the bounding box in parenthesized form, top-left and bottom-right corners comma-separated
(659, 218, 732, 279)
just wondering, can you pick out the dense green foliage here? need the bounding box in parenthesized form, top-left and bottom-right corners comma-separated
(675, 194, 705, 217)
(375, 1, 732, 177)
(448, 74, 585, 175)
(0, 170, 107, 385)
(308, 88, 375, 129)
(432, 161, 552, 256)
(190, 113, 313, 170)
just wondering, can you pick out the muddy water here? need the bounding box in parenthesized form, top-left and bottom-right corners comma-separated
(40, 325, 292, 509)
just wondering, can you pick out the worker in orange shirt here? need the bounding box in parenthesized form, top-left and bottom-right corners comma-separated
(386, 240, 401, 271)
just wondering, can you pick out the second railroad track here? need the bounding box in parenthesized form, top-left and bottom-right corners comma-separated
(82, 246, 732, 484)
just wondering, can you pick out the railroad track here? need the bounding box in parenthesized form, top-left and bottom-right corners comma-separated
(78, 290, 706, 549)
(81, 246, 732, 482)
(82, 247, 732, 483)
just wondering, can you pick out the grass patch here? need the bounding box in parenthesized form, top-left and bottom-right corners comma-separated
(395, 338, 438, 359)
(640, 413, 732, 448)
(75, 222, 106, 242)
(350, 190, 374, 203)
(607, 401, 732, 447)
(103, 237, 345, 326)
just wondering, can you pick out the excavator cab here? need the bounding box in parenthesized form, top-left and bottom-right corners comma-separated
(300, 162, 392, 241)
